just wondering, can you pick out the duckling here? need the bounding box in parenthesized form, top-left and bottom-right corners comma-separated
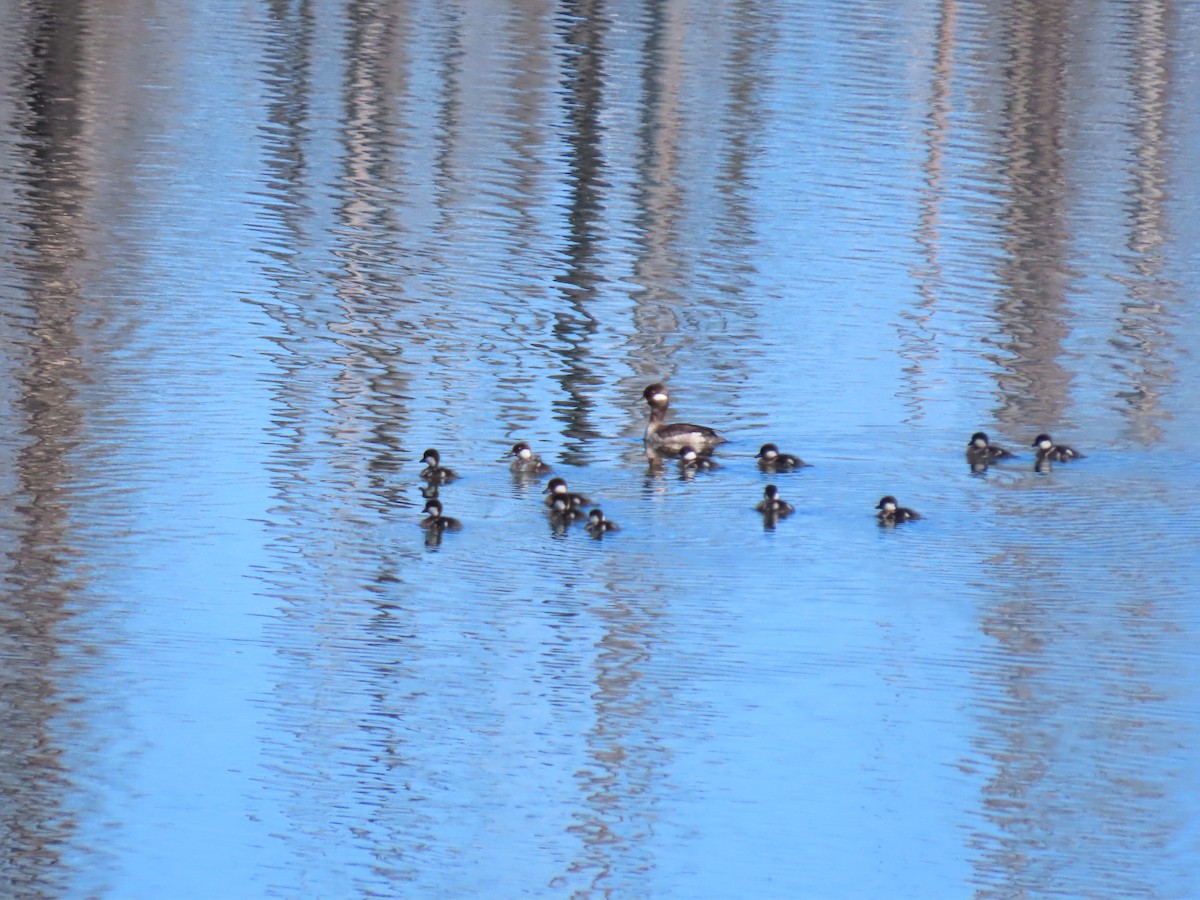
(755, 443, 810, 471)
(755, 484, 794, 517)
(678, 445, 720, 472)
(966, 432, 1016, 470)
(1032, 433, 1085, 464)
(584, 508, 620, 536)
(509, 441, 552, 475)
(547, 495, 587, 527)
(642, 383, 727, 453)
(542, 476, 590, 510)
(875, 495, 920, 525)
(419, 448, 459, 484)
(420, 498, 462, 531)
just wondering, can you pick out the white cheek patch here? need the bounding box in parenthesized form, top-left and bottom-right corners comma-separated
(652, 392, 669, 404)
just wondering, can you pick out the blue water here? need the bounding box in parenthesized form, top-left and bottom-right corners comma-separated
(1, 0, 1198, 897)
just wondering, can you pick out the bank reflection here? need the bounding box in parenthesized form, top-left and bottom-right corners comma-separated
(557, 570, 669, 895)
(1113, 0, 1176, 446)
(989, 0, 1073, 431)
(0, 4, 92, 896)
(622, 0, 764, 454)
(549, 0, 608, 461)
(250, 2, 436, 889)
(909, 0, 956, 426)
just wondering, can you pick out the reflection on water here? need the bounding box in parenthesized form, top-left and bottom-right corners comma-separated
(1, 0, 1199, 896)
(1, 7, 98, 897)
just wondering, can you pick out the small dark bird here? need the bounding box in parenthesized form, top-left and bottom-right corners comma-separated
(543, 477, 589, 510)
(421, 498, 462, 532)
(420, 448, 459, 484)
(755, 443, 810, 471)
(1032, 433, 1085, 465)
(547, 495, 587, 528)
(678, 445, 720, 471)
(875, 495, 920, 525)
(755, 484, 795, 517)
(509, 442, 552, 475)
(966, 432, 1015, 470)
(584, 509, 620, 536)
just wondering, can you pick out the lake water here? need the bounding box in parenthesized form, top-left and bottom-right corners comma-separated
(1, 0, 1199, 897)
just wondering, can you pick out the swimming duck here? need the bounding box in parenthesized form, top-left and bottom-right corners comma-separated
(548, 495, 587, 526)
(542, 476, 590, 510)
(1032, 433, 1085, 464)
(755, 443, 810, 471)
(966, 432, 1015, 469)
(584, 508, 619, 536)
(419, 448, 459, 484)
(875, 495, 920, 525)
(509, 441, 552, 475)
(755, 484, 794, 516)
(642, 383, 727, 453)
(421, 498, 462, 531)
(678, 445, 720, 471)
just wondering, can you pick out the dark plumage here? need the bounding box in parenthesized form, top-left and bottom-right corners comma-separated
(1032, 433, 1085, 464)
(875, 495, 920, 525)
(755, 443, 810, 471)
(584, 509, 619, 536)
(542, 477, 589, 510)
(755, 484, 794, 517)
(966, 432, 1015, 469)
(678, 445, 720, 471)
(509, 441, 552, 475)
(421, 498, 462, 532)
(419, 448, 459, 484)
(548, 495, 587, 525)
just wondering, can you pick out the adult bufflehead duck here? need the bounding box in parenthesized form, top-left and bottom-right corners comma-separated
(419, 448, 459, 484)
(584, 508, 619, 536)
(755, 484, 794, 516)
(755, 443, 810, 471)
(966, 432, 1015, 470)
(678, 445, 719, 471)
(1032, 433, 1085, 464)
(642, 383, 726, 453)
(542, 476, 590, 509)
(875, 495, 920, 524)
(421, 498, 462, 531)
(509, 442, 552, 475)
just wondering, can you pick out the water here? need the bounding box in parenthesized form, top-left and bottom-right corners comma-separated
(1, 0, 1199, 896)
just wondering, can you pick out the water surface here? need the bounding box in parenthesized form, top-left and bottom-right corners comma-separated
(1, 0, 1198, 897)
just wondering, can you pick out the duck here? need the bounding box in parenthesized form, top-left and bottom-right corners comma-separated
(420, 498, 462, 531)
(678, 445, 720, 471)
(419, 448, 459, 484)
(509, 441, 552, 475)
(642, 383, 727, 453)
(584, 508, 619, 536)
(875, 495, 920, 524)
(1032, 433, 1085, 464)
(966, 432, 1016, 470)
(755, 484, 794, 516)
(548, 495, 587, 525)
(755, 443, 810, 471)
(542, 476, 590, 510)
